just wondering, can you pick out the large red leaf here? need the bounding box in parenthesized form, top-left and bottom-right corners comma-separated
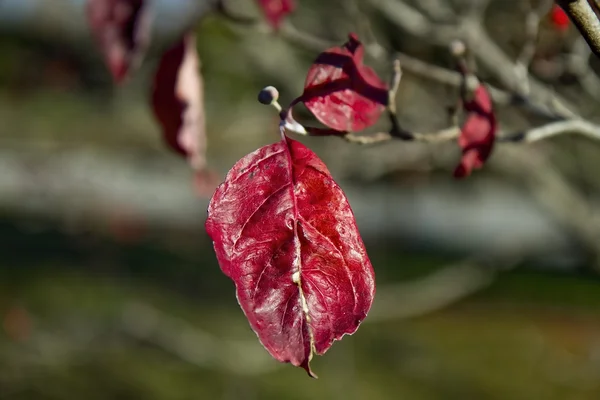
(86, 0, 151, 83)
(205, 134, 375, 377)
(151, 34, 217, 195)
(256, 0, 296, 29)
(454, 84, 497, 178)
(293, 33, 388, 133)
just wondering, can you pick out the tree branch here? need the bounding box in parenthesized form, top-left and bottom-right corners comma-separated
(557, 0, 600, 59)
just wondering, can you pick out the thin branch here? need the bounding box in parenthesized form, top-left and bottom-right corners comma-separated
(331, 118, 600, 146)
(494, 146, 600, 269)
(500, 118, 600, 142)
(341, 126, 460, 145)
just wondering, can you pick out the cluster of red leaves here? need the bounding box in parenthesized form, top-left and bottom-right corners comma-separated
(86, 0, 217, 197)
(550, 5, 570, 32)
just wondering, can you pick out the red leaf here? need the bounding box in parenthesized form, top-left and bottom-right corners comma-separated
(152, 34, 218, 196)
(86, 0, 151, 83)
(294, 33, 388, 133)
(3, 305, 32, 343)
(206, 134, 375, 377)
(550, 5, 570, 31)
(454, 84, 497, 178)
(256, 0, 296, 29)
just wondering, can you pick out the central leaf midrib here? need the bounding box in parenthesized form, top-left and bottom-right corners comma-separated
(283, 138, 317, 366)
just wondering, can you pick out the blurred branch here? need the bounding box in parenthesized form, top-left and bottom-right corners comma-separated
(369, 256, 519, 322)
(567, 36, 600, 100)
(313, 117, 600, 146)
(341, 126, 460, 145)
(119, 302, 281, 375)
(495, 146, 600, 268)
(122, 255, 518, 374)
(500, 119, 600, 142)
(515, 0, 554, 94)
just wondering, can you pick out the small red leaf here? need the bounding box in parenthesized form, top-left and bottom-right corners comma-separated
(3, 305, 32, 343)
(550, 5, 570, 32)
(454, 84, 497, 178)
(206, 134, 375, 377)
(152, 34, 218, 196)
(256, 0, 296, 29)
(294, 33, 389, 133)
(86, 0, 151, 83)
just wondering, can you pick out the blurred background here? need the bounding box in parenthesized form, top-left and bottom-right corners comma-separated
(3, 0, 600, 398)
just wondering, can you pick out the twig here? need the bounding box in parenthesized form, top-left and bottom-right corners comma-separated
(500, 118, 600, 142)
(341, 126, 460, 145)
(319, 116, 600, 146)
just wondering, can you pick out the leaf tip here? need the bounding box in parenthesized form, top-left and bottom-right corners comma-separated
(453, 163, 469, 179)
(345, 32, 361, 53)
(301, 359, 318, 379)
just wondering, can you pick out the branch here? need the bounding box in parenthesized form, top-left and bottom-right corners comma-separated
(494, 146, 600, 269)
(340, 117, 600, 146)
(556, 0, 600, 59)
(500, 118, 600, 142)
(368, 256, 519, 322)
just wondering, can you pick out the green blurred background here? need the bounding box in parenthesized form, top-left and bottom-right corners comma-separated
(2, 0, 600, 399)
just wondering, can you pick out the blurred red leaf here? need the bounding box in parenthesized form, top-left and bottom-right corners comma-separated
(86, 0, 151, 83)
(152, 34, 218, 197)
(256, 0, 296, 29)
(550, 5, 570, 31)
(3, 305, 32, 343)
(293, 33, 388, 133)
(106, 207, 147, 244)
(206, 134, 375, 377)
(454, 84, 497, 178)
